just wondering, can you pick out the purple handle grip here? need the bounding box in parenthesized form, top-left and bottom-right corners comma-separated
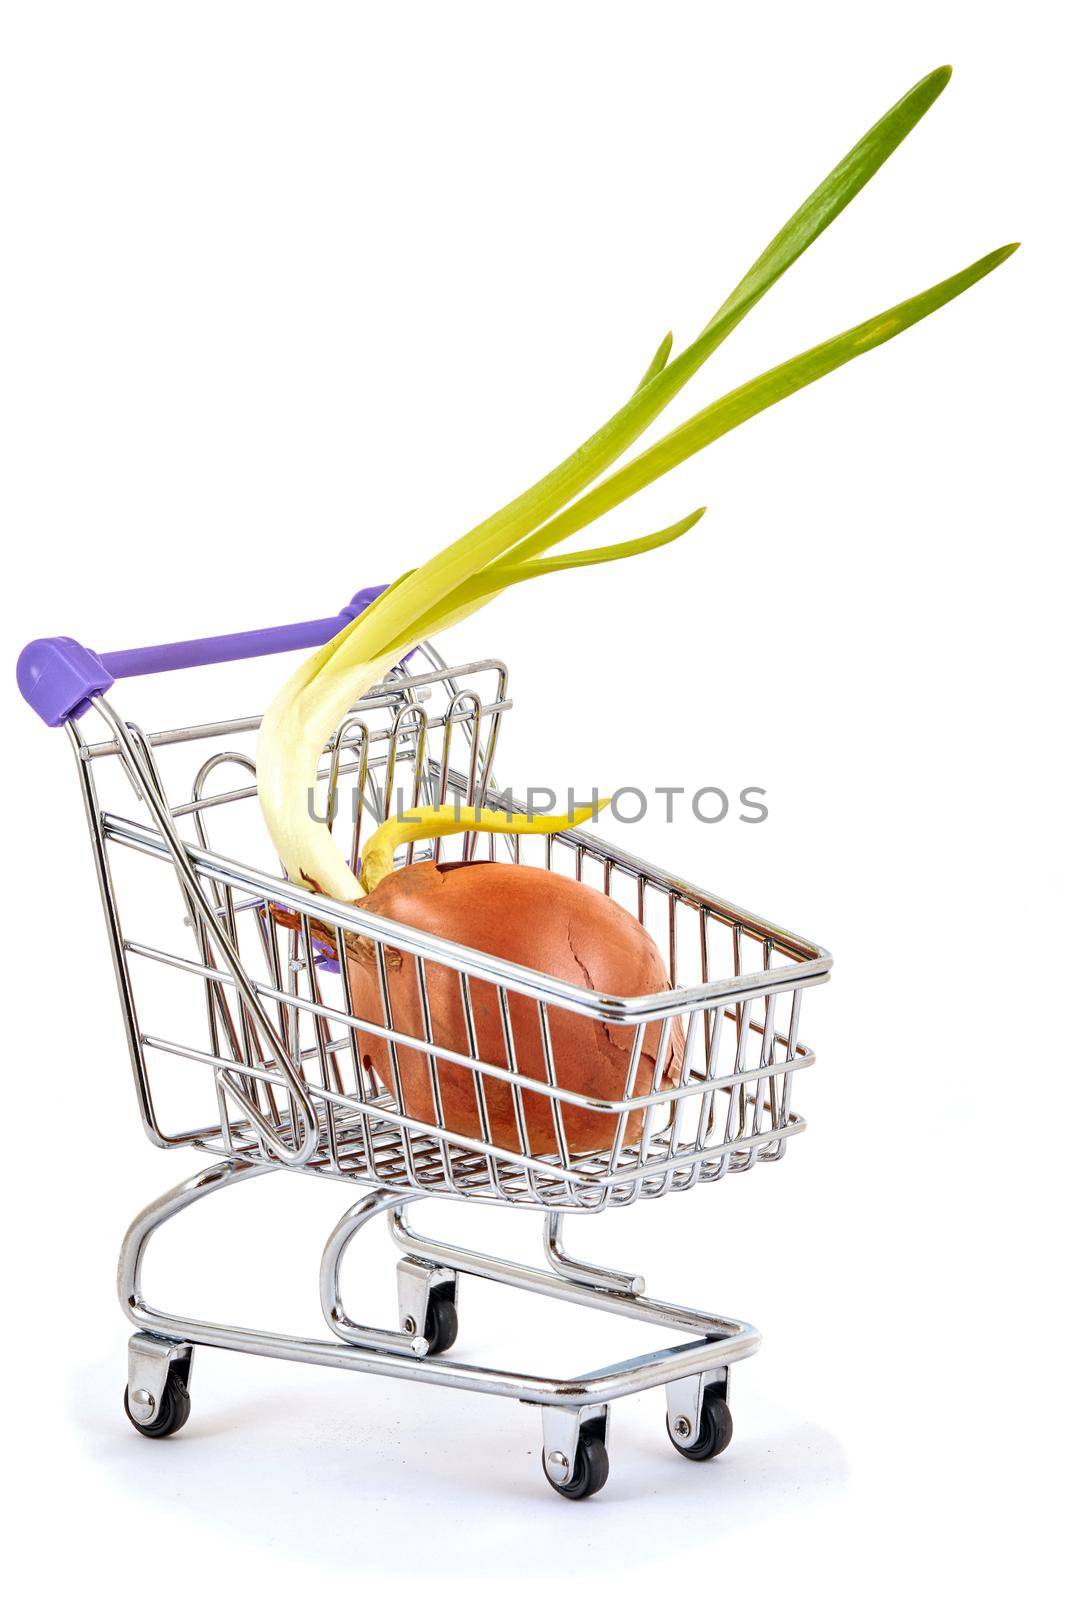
(17, 584, 390, 726)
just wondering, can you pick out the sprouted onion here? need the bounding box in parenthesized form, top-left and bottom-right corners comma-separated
(257, 67, 1015, 1151)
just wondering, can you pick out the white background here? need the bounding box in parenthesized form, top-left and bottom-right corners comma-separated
(1, 2, 1061, 1593)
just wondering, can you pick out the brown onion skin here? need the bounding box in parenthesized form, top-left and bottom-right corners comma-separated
(348, 860, 683, 1158)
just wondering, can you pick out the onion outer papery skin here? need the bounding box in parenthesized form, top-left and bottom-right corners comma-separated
(346, 860, 685, 1158)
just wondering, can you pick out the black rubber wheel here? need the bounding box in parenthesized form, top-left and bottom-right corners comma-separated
(542, 1432, 610, 1500)
(123, 1374, 191, 1439)
(667, 1391, 733, 1461)
(422, 1288, 459, 1356)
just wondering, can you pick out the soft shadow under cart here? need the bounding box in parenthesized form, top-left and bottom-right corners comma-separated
(18, 588, 831, 1499)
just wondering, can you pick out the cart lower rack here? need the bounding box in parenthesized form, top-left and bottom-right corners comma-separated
(18, 589, 831, 1498)
(122, 1162, 756, 1494)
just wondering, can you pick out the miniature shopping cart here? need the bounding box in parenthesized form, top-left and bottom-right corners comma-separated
(17, 586, 831, 1498)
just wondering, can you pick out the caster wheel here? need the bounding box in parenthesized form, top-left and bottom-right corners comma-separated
(542, 1431, 610, 1500)
(123, 1373, 191, 1439)
(667, 1391, 733, 1461)
(422, 1287, 459, 1356)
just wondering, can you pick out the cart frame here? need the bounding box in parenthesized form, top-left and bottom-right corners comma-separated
(19, 591, 831, 1496)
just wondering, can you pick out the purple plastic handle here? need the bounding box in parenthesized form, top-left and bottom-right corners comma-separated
(17, 584, 391, 726)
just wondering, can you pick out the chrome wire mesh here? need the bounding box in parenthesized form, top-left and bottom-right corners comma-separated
(70, 648, 829, 1212)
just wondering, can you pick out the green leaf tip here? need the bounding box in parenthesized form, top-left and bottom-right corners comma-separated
(517, 240, 1019, 555)
(635, 331, 674, 392)
(903, 65, 952, 112)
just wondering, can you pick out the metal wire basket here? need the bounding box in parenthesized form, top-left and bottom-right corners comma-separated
(18, 590, 832, 1497)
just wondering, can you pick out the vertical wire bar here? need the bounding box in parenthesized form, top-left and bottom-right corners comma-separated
(336, 921, 382, 1185)
(213, 1056, 234, 1156)
(731, 922, 745, 1133)
(476, 667, 507, 811)
(347, 725, 371, 877)
(435, 707, 457, 863)
(413, 955, 455, 1191)
(326, 715, 370, 859)
(606, 1022, 647, 1205)
(637, 1009, 680, 1169)
(229, 888, 285, 1129)
(384, 704, 429, 856)
(444, 691, 482, 861)
(234, 898, 285, 1127)
(480, 699, 504, 861)
(608, 1022, 647, 1172)
(537, 1001, 576, 1204)
(782, 987, 802, 1121)
(217, 884, 258, 1104)
(459, 970, 503, 1200)
(360, 747, 386, 836)
(695, 1005, 726, 1168)
(763, 938, 781, 1131)
(190, 883, 241, 1096)
(668, 1011, 700, 1164)
(400, 710, 428, 859)
(381, 718, 401, 824)
(496, 985, 535, 1197)
(284, 925, 305, 1096)
(742, 986, 778, 1172)
(300, 913, 341, 1172)
(725, 998, 753, 1167)
(374, 941, 420, 1188)
(300, 934, 342, 1100)
(665, 1010, 701, 1189)
(409, 705, 433, 826)
(733, 939, 779, 1171)
(253, 906, 291, 1057)
(699, 907, 713, 1069)
(764, 987, 804, 1162)
(747, 938, 776, 1141)
(201, 926, 243, 1142)
(222, 883, 280, 1132)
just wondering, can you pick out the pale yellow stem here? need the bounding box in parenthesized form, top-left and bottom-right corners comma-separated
(359, 799, 609, 894)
